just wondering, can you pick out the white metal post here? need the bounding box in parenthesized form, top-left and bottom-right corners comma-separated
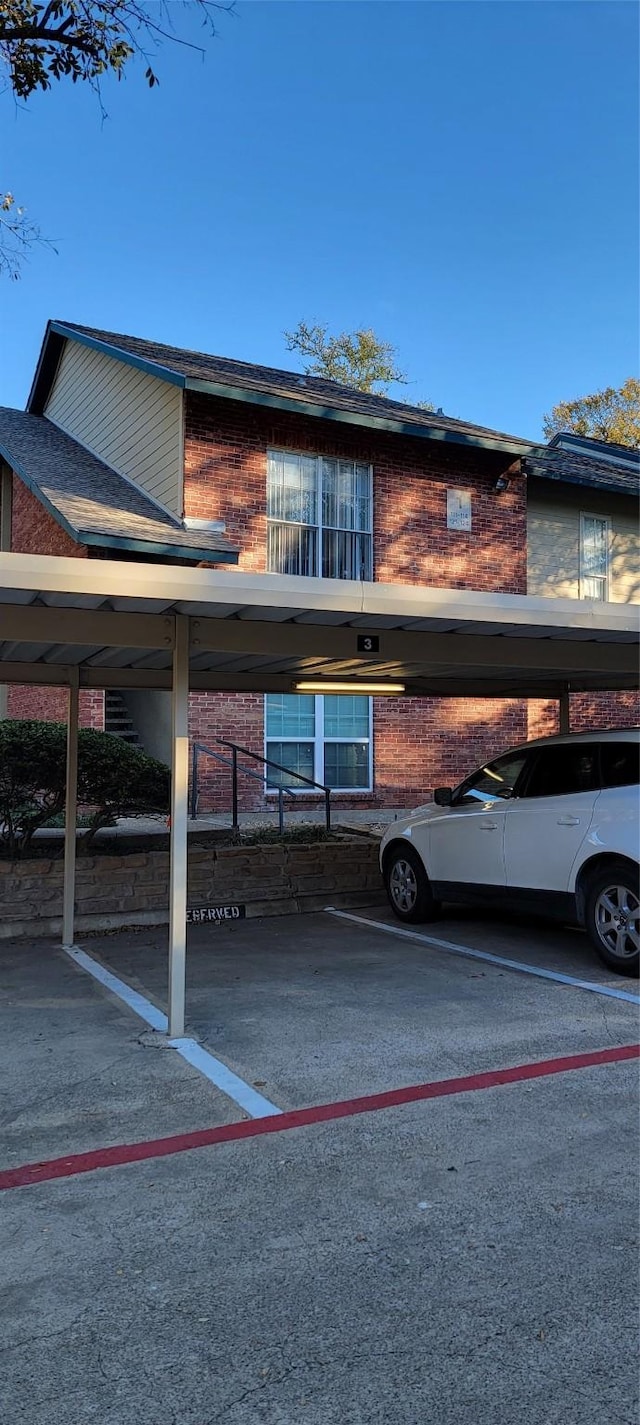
(559, 687, 571, 735)
(61, 670, 79, 949)
(168, 615, 190, 1039)
(0, 462, 13, 718)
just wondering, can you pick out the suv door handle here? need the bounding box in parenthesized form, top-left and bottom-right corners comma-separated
(557, 816, 580, 826)
(480, 820, 498, 830)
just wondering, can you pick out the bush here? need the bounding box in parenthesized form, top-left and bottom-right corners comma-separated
(0, 720, 67, 856)
(0, 720, 170, 857)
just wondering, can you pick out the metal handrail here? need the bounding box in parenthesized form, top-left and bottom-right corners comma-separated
(190, 738, 331, 833)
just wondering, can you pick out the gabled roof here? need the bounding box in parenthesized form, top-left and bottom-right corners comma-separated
(27, 320, 532, 457)
(0, 408, 240, 564)
(524, 439, 639, 499)
(548, 430, 639, 467)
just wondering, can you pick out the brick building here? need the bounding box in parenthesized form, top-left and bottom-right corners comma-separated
(1, 320, 638, 811)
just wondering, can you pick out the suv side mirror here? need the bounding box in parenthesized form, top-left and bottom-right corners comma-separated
(433, 786, 452, 807)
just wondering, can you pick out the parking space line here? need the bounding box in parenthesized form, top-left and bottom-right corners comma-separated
(325, 910, 640, 1005)
(63, 945, 281, 1120)
(1, 1042, 637, 1192)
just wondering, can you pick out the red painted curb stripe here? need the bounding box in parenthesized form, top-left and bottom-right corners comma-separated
(2, 1042, 638, 1192)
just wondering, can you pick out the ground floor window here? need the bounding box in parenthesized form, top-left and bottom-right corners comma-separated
(265, 694, 372, 791)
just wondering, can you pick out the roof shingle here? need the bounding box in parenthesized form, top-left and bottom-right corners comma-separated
(524, 443, 639, 498)
(0, 408, 239, 563)
(30, 321, 533, 454)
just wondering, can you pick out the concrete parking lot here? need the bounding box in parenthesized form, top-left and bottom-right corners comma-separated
(2, 906, 639, 1425)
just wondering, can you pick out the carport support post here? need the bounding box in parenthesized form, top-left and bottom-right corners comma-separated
(61, 671, 79, 950)
(168, 616, 190, 1039)
(559, 687, 571, 735)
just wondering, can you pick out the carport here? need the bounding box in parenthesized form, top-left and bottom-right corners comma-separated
(1, 548, 638, 1037)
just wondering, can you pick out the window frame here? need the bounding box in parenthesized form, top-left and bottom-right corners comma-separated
(579, 512, 611, 602)
(266, 447, 374, 581)
(264, 693, 374, 795)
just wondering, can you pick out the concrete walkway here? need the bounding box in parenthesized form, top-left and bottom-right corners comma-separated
(35, 806, 410, 845)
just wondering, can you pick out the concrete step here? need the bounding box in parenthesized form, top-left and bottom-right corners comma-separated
(104, 690, 140, 746)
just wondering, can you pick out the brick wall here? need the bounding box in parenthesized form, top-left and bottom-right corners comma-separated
(7, 475, 104, 730)
(373, 696, 528, 804)
(6, 685, 104, 728)
(189, 692, 264, 809)
(11, 474, 85, 558)
(529, 692, 640, 741)
(184, 394, 531, 811)
(184, 393, 527, 592)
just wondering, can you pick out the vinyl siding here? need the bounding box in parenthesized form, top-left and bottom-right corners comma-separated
(45, 340, 183, 515)
(527, 479, 640, 604)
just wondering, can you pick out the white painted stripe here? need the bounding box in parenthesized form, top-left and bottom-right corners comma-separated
(65, 945, 168, 1030)
(325, 910, 640, 1006)
(168, 1038, 281, 1119)
(63, 945, 281, 1117)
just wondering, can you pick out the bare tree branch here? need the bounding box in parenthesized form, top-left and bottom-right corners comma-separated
(0, 192, 57, 279)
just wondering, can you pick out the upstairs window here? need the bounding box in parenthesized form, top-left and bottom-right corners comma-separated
(580, 514, 610, 600)
(267, 450, 372, 580)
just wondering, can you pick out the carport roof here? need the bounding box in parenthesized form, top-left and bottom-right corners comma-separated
(0, 551, 638, 700)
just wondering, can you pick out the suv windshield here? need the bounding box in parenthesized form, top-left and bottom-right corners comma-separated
(453, 751, 529, 806)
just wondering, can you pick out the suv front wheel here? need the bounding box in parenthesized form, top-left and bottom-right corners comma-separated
(585, 861, 640, 977)
(384, 843, 440, 924)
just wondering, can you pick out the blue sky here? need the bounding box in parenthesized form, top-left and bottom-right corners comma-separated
(1, 0, 637, 438)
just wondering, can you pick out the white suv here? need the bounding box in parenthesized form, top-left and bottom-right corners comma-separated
(380, 729, 640, 976)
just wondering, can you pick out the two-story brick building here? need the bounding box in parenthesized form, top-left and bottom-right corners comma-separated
(1, 320, 638, 811)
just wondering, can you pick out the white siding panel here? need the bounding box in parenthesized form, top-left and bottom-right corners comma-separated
(611, 512, 640, 604)
(45, 340, 183, 515)
(527, 502, 580, 600)
(528, 485, 640, 604)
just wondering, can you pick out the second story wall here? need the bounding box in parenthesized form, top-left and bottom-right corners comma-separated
(527, 478, 640, 603)
(11, 474, 87, 558)
(44, 339, 183, 516)
(184, 393, 527, 593)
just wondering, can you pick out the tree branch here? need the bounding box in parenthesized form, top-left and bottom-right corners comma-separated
(0, 24, 104, 56)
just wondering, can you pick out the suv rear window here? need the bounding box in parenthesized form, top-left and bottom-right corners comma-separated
(599, 742, 640, 789)
(522, 744, 599, 799)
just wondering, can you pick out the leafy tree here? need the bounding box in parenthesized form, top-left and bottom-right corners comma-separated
(543, 378, 640, 449)
(0, 0, 233, 276)
(284, 320, 408, 395)
(0, 719, 169, 856)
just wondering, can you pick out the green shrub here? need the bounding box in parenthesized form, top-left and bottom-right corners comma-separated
(0, 720, 67, 856)
(0, 720, 170, 857)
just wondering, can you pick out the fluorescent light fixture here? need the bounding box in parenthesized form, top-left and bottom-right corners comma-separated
(294, 680, 405, 695)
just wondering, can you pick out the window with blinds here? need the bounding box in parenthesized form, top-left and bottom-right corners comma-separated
(267, 450, 373, 580)
(580, 514, 610, 600)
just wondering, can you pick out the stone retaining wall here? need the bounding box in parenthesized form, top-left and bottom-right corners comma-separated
(0, 839, 384, 938)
